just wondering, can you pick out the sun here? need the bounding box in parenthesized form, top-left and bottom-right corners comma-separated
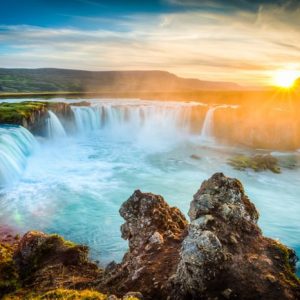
(273, 69, 299, 88)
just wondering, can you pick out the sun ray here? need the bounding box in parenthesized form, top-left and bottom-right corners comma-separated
(273, 69, 299, 89)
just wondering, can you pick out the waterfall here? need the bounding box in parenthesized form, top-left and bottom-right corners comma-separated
(200, 105, 238, 142)
(71, 106, 101, 133)
(71, 103, 193, 138)
(0, 126, 37, 187)
(47, 111, 67, 138)
(200, 106, 219, 142)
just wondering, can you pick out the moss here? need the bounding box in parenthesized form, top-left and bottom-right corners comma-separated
(227, 154, 281, 174)
(32, 289, 108, 300)
(17, 232, 90, 284)
(48, 234, 76, 248)
(273, 241, 300, 287)
(0, 101, 47, 124)
(0, 243, 20, 297)
(3, 289, 140, 300)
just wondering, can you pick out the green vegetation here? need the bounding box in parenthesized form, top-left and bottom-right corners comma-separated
(273, 241, 300, 288)
(0, 101, 47, 124)
(0, 243, 19, 296)
(4, 289, 141, 300)
(48, 234, 77, 248)
(0, 68, 241, 94)
(228, 154, 281, 173)
(3, 289, 108, 300)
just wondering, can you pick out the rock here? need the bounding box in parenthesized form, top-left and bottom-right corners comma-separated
(101, 190, 188, 299)
(227, 154, 281, 173)
(123, 291, 143, 299)
(171, 173, 300, 300)
(0, 242, 19, 297)
(71, 101, 91, 107)
(1, 173, 299, 300)
(13, 231, 102, 290)
(149, 232, 164, 245)
(119, 190, 187, 252)
(190, 154, 201, 160)
(0, 101, 75, 136)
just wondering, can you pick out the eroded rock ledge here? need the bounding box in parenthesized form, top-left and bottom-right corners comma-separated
(0, 101, 89, 135)
(1, 173, 299, 299)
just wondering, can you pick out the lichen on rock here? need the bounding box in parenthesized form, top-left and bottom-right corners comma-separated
(171, 173, 300, 300)
(227, 154, 281, 173)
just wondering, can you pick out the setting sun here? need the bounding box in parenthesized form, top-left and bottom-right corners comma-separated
(273, 69, 299, 88)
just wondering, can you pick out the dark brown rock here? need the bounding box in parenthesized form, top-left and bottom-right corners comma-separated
(100, 190, 188, 299)
(13, 231, 102, 291)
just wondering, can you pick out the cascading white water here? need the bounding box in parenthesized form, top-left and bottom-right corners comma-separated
(71, 103, 193, 137)
(0, 126, 37, 187)
(71, 102, 196, 151)
(200, 106, 219, 142)
(47, 111, 67, 138)
(200, 105, 238, 142)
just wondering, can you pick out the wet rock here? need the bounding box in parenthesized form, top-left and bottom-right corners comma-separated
(190, 154, 201, 160)
(71, 101, 91, 107)
(227, 154, 281, 173)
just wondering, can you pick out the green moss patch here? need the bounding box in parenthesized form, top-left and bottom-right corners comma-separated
(0, 102, 47, 124)
(228, 154, 281, 174)
(0, 243, 19, 296)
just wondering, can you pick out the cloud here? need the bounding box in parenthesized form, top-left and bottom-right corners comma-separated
(0, 3, 300, 86)
(165, 0, 300, 11)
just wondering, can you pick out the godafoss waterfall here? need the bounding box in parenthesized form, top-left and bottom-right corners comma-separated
(0, 98, 299, 276)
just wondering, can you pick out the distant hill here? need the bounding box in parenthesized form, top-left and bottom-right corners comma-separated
(0, 68, 243, 93)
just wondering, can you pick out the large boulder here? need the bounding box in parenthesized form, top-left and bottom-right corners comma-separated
(171, 173, 300, 299)
(13, 231, 101, 291)
(103, 174, 300, 300)
(101, 190, 188, 298)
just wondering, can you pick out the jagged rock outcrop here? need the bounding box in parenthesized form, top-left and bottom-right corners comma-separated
(103, 174, 300, 300)
(100, 190, 188, 298)
(171, 173, 299, 299)
(0, 174, 299, 299)
(13, 231, 101, 291)
(0, 101, 75, 135)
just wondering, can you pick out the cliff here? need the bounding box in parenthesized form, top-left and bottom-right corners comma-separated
(0, 173, 299, 299)
(0, 101, 87, 135)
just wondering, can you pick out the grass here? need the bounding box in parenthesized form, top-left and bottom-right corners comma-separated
(0, 102, 47, 124)
(0, 243, 19, 296)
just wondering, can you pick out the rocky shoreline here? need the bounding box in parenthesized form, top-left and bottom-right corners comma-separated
(1, 173, 299, 299)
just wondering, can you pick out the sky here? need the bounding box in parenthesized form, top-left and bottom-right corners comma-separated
(0, 0, 300, 86)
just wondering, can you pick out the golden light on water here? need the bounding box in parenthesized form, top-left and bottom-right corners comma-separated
(273, 69, 299, 89)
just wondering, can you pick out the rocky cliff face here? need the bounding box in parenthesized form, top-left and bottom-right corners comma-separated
(0, 101, 74, 135)
(0, 173, 299, 299)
